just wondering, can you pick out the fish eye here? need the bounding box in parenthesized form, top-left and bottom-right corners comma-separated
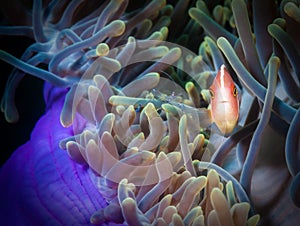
(233, 86, 238, 97)
(209, 89, 214, 99)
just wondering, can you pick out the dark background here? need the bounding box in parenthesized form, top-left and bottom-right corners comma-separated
(0, 35, 45, 167)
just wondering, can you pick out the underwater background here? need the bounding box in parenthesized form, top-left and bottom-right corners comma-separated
(1, 0, 300, 225)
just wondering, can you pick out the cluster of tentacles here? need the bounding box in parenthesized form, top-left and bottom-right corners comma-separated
(58, 58, 259, 224)
(0, 0, 299, 225)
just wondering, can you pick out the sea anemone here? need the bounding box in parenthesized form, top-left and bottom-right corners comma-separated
(0, 0, 299, 225)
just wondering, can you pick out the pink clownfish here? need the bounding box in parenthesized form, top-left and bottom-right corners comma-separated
(208, 64, 239, 134)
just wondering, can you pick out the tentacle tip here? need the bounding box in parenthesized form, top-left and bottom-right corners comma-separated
(90, 210, 105, 225)
(3, 107, 20, 123)
(96, 43, 110, 57)
(59, 113, 72, 128)
(110, 20, 126, 37)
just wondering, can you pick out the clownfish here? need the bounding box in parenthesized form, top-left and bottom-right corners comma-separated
(208, 64, 239, 134)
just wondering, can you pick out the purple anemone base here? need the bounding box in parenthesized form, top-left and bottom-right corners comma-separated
(0, 83, 107, 225)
